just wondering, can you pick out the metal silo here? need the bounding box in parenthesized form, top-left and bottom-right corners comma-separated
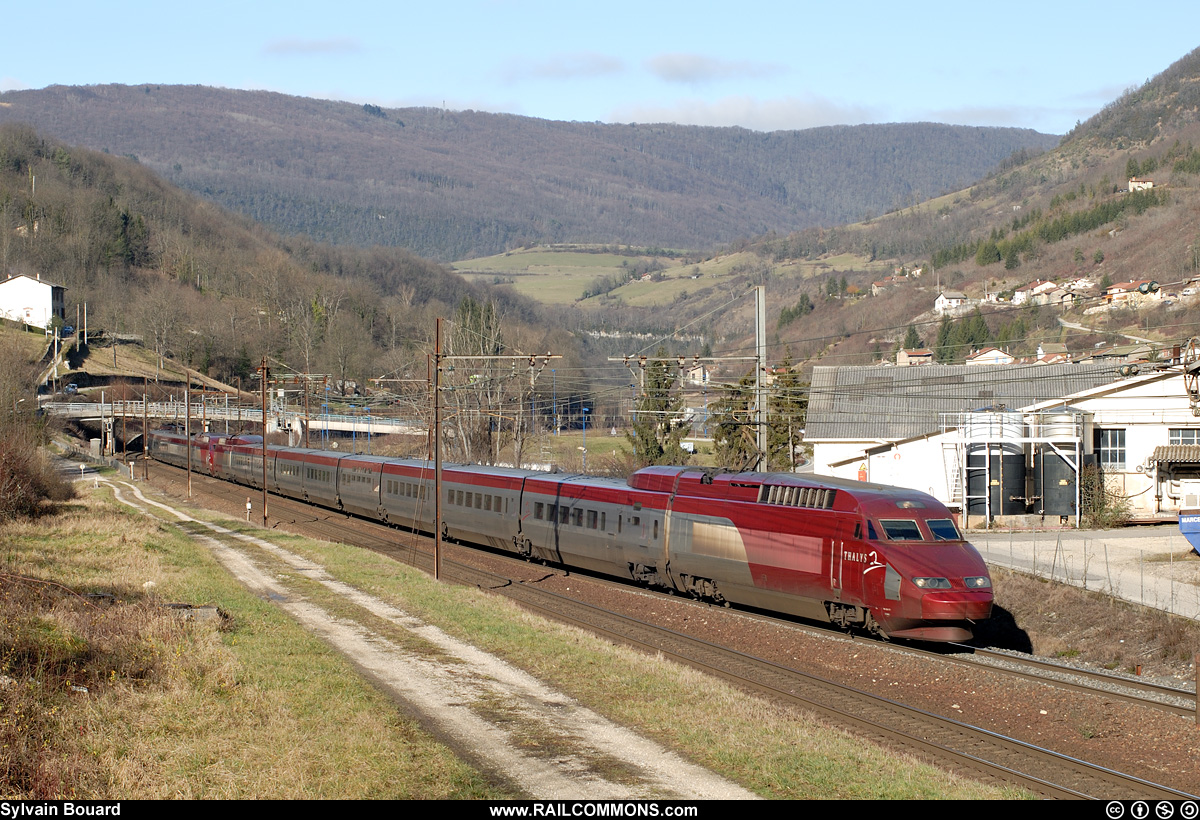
(965, 411, 1027, 517)
(1033, 412, 1081, 517)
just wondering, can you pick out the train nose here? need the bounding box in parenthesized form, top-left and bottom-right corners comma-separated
(920, 589, 993, 621)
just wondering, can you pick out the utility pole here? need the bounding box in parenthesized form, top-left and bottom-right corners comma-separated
(258, 356, 269, 527)
(142, 393, 148, 480)
(430, 317, 560, 581)
(609, 285, 770, 470)
(433, 319, 442, 581)
(755, 285, 767, 469)
(185, 378, 192, 498)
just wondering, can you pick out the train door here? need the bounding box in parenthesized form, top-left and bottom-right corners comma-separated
(830, 518, 864, 605)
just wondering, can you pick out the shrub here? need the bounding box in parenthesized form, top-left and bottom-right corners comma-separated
(0, 426, 74, 521)
(1080, 464, 1130, 528)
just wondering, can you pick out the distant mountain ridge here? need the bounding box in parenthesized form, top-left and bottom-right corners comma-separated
(0, 84, 1059, 260)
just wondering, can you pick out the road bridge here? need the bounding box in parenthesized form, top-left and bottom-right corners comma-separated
(40, 400, 424, 437)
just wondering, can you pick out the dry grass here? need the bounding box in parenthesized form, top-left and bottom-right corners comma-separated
(1, 477, 1033, 800)
(0, 431, 75, 522)
(0, 496, 503, 799)
(978, 567, 1200, 677)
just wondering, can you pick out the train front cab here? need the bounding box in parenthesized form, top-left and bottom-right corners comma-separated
(148, 429, 189, 469)
(856, 498, 993, 641)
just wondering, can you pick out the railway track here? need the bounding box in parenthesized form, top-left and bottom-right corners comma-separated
(506, 553, 1200, 720)
(142, 462, 1199, 800)
(941, 644, 1196, 718)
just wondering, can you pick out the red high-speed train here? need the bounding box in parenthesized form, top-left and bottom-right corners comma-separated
(149, 428, 992, 641)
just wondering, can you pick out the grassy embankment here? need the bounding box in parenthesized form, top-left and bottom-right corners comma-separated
(1, 475, 1022, 799)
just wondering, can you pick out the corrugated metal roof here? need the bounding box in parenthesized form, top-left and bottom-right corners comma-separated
(806, 362, 1121, 440)
(1150, 445, 1200, 463)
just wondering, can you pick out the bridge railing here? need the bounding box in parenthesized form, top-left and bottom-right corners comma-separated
(40, 401, 423, 434)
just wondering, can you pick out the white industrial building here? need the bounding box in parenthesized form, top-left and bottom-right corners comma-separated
(806, 362, 1200, 523)
(0, 273, 66, 330)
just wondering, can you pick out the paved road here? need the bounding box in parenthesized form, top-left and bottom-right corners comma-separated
(971, 524, 1200, 620)
(1057, 316, 1156, 345)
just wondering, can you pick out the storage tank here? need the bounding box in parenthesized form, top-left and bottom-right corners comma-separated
(1033, 413, 1080, 516)
(965, 411, 1027, 517)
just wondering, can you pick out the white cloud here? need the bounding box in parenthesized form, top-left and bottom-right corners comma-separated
(645, 53, 784, 85)
(611, 95, 879, 132)
(0, 77, 30, 92)
(501, 52, 625, 82)
(264, 37, 362, 56)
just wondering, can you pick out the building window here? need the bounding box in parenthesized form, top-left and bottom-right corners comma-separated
(1169, 428, 1200, 445)
(1097, 429, 1126, 470)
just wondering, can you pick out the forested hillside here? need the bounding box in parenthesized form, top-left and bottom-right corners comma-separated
(0, 124, 565, 394)
(716, 46, 1200, 370)
(0, 85, 1059, 260)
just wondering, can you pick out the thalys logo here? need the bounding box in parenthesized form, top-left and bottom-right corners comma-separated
(845, 550, 886, 573)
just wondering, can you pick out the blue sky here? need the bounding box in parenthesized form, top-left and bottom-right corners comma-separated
(4, 2, 1196, 135)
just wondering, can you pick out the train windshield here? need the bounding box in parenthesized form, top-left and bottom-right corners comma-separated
(926, 519, 962, 541)
(875, 517, 963, 542)
(878, 519, 923, 541)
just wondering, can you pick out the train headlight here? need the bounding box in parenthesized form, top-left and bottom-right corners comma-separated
(912, 577, 951, 589)
(963, 576, 992, 589)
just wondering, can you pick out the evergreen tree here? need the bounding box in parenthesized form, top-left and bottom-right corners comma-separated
(711, 373, 757, 470)
(903, 324, 922, 350)
(627, 349, 691, 467)
(934, 315, 954, 361)
(1004, 246, 1021, 270)
(766, 356, 808, 472)
(975, 239, 1001, 266)
(711, 356, 808, 472)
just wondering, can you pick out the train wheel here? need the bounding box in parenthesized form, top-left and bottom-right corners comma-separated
(863, 610, 887, 640)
